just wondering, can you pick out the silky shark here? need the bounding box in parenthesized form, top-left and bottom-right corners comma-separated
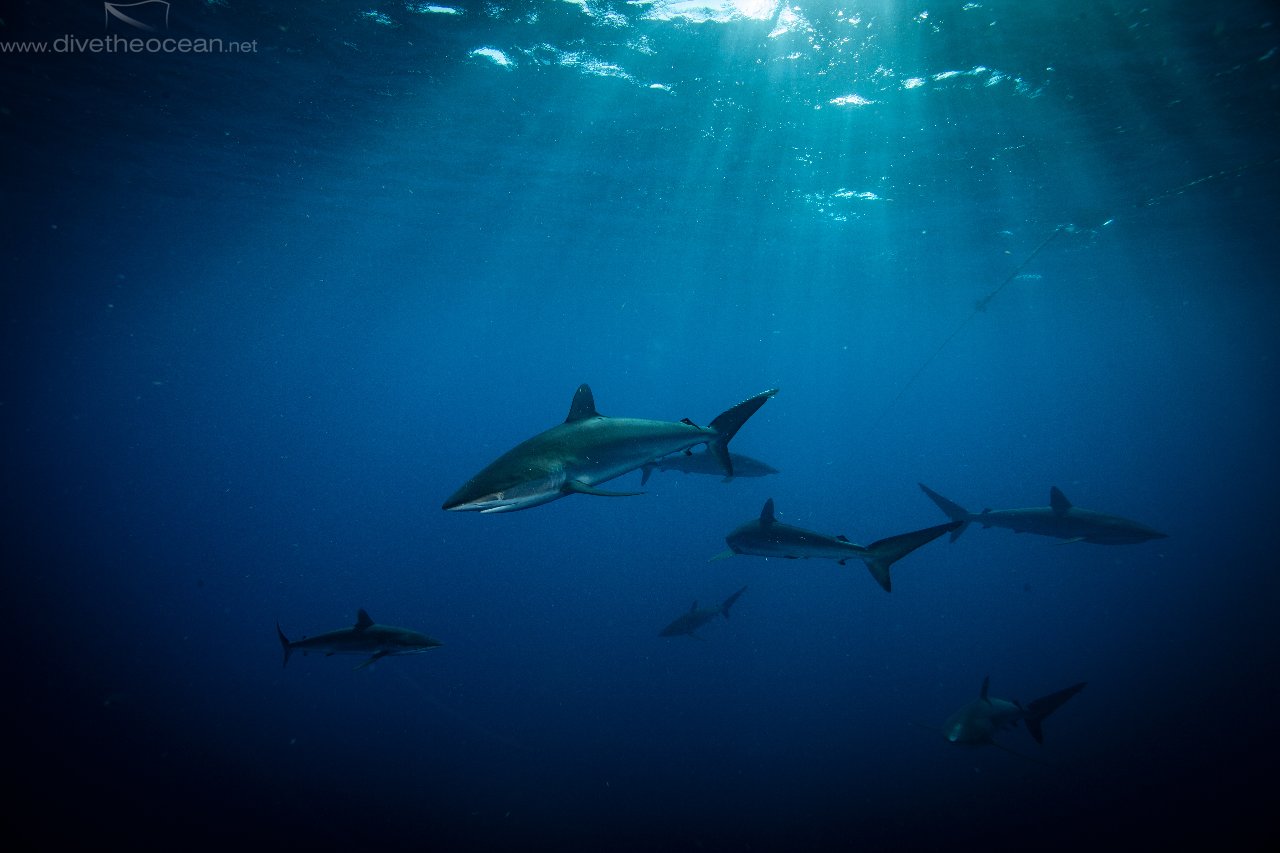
(443, 384, 779, 513)
(276, 609, 442, 670)
(942, 676, 1086, 750)
(639, 449, 779, 485)
(659, 585, 747, 638)
(713, 499, 960, 592)
(919, 483, 1167, 544)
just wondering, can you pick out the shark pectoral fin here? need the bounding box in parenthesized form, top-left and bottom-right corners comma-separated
(354, 651, 390, 671)
(562, 480, 643, 498)
(640, 465, 654, 486)
(709, 549, 737, 562)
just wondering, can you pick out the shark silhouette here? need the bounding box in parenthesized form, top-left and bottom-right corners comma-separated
(942, 676, 1086, 750)
(713, 498, 959, 592)
(659, 586, 747, 638)
(639, 449, 779, 485)
(919, 483, 1166, 544)
(443, 384, 778, 513)
(276, 609, 442, 670)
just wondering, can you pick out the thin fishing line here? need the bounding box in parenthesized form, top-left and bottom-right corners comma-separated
(1136, 155, 1280, 208)
(871, 226, 1063, 432)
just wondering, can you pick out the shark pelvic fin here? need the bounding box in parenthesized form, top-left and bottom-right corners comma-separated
(562, 480, 643, 498)
(709, 549, 737, 561)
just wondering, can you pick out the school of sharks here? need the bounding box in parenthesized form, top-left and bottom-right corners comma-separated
(278, 382, 1167, 756)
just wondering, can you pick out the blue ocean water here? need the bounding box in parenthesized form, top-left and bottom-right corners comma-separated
(3, 1, 1278, 849)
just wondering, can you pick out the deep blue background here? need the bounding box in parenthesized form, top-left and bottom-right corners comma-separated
(4, 1, 1278, 850)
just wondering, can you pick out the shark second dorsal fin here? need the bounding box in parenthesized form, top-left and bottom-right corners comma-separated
(355, 609, 374, 630)
(836, 534, 850, 542)
(566, 384, 600, 422)
(1049, 486, 1072, 516)
(760, 498, 776, 524)
(980, 675, 990, 702)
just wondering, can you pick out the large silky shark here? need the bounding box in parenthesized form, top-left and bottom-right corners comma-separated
(659, 585, 747, 638)
(919, 483, 1167, 544)
(713, 498, 961, 592)
(639, 449, 779, 485)
(443, 384, 779, 513)
(942, 676, 1086, 750)
(276, 609, 442, 670)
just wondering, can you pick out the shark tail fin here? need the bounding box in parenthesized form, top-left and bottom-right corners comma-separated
(721, 585, 748, 619)
(1023, 682, 1086, 744)
(862, 521, 962, 592)
(707, 389, 779, 478)
(918, 483, 973, 541)
(276, 623, 293, 668)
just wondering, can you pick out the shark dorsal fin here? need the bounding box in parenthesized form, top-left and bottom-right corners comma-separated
(1049, 486, 1072, 516)
(355, 609, 374, 630)
(566, 384, 600, 422)
(980, 675, 990, 701)
(690, 601, 699, 612)
(760, 498, 776, 524)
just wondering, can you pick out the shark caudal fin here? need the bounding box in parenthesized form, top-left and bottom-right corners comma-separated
(1023, 682, 1086, 744)
(706, 389, 779, 478)
(720, 585, 748, 619)
(276, 623, 293, 668)
(861, 521, 962, 592)
(918, 483, 973, 541)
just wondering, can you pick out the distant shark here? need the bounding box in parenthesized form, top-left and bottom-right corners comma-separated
(276, 609, 442, 670)
(919, 483, 1167, 544)
(443, 384, 778, 513)
(713, 498, 960, 592)
(639, 449, 779, 485)
(660, 585, 748, 638)
(942, 676, 1086, 750)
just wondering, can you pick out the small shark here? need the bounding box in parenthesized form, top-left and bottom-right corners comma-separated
(639, 449, 779, 485)
(942, 676, 1086, 750)
(714, 498, 960, 592)
(443, 384, 778, 513)
(276, 609, 442, 670)
(919, 483, 1167, 544)
(660, 585, 747, 638)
